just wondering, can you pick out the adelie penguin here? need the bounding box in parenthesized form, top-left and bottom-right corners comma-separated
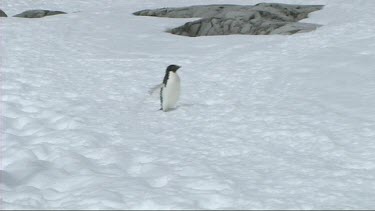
(160, 64, 181, 112)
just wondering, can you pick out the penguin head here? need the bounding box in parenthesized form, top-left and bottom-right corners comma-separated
(166, 64, 181, 73)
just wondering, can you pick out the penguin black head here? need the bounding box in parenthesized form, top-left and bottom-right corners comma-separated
(166, 65, 181, 73)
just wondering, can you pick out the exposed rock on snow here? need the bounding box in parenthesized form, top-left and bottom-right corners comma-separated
(133, 3, 323, 36)
(13, 10, 66, 18)
(134, 4, 246, 18)
(0, 9, 7, 17)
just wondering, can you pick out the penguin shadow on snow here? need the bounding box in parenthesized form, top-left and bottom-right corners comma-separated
(160, 103, 195, 112)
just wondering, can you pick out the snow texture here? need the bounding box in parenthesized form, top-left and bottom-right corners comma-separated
(1, 0, 375, 209)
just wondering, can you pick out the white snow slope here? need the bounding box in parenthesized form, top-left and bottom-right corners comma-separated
(1, 0, 375, 209)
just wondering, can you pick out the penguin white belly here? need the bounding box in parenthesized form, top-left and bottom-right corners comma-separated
(162, 73, 180, 111)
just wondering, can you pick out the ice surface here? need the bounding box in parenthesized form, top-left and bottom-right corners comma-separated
(1, 0, 375, 209)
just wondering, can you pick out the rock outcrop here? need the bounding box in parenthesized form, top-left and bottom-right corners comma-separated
(0, 9, 7, 17)
(134, 4, 247, 18)
(134, 3, 323, 36)
(13, 10, 66, 18)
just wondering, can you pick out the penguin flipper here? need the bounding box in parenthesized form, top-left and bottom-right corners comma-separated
(149, 83, 163, 97)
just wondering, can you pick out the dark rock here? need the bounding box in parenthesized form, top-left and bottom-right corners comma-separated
(0, 9, 7, 17)
(134, 5, 247, 18)
(133, 3, 324, 36)
(13, 10, 66, 18)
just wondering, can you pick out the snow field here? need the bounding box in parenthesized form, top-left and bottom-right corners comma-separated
(1, 0, 375, 209)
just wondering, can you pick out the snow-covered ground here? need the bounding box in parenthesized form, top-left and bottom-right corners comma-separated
(1, 0, 375, 209)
